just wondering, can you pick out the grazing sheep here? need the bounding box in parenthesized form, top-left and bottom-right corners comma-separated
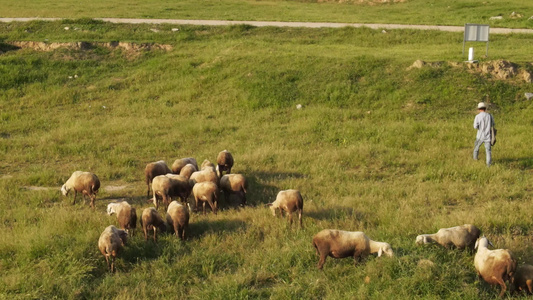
(415, 224, 481, 250)
(190, 169, 218, 185)
(151, 175, 173, 210)
(200, 159, 216, 172)
(98, 225, 128, 273)
(216, 150, 234, 177)
(61, 171, 100, 209)
(166, 201, 190, 240)
(140, 207, 166, 242)
(107, 201, 137, 236)
(266, 189, 303, 228)
(312, 229, 394, 270)
(145, 161, 171, 197)
(165, 173, 194, 203)
(192, 181, 218, 215)
(179, 163, 197, 179)
(171, 157, 198, 174)
(512, 264, 533, 294)
(219, 174, 247, 206)
(474, 236, 516, 298)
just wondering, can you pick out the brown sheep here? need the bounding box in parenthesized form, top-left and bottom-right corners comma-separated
(61, 171, 100, 209)
(474, 236, 517, 298)
(216, 150, 234, 177)
(140, 207, 166, 242)
(144, 161, 171, 197)
(312, 229, 394, 270)
(151, 175, 173, 210)
(179, 163, 197, 179)
(219, 174, 247, 206)
(416, 224, 481, 250)
(266, 189, 303, 228)
(200, 159, 216, 172)
(166, 201, 190, 240)
(98, 225, 128, 273)
(107, 201, 137, 236)
(171, 157, 198, 174)
(165, 174, 194, 203)
(512, 264, 533, 294)
(192, 181, 218, 215)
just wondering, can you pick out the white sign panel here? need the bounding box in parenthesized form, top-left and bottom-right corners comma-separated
(464, 24, 490, 42)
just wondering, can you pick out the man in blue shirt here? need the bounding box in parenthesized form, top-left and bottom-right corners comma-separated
(473, 102, 495, 166)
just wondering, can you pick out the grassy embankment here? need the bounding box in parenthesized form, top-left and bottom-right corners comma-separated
(1, 20, 533, 299)
(0, 0, 533, 28)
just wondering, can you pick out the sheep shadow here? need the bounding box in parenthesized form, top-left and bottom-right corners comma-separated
(244, 171, 307, 206)
(0, 42, 20, 53)
(306, 206, 367, 222)
(188, 218, 247, 239)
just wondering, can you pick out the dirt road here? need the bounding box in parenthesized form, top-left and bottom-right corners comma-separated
(1, 17, 532, 34)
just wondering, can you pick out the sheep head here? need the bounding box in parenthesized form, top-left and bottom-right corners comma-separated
(107, 203, 118, 215)
(266, 203, 277, 216)
(60, 184, 69, 196)
(378, 243, 394, 257)
(475, 236, 494, 250)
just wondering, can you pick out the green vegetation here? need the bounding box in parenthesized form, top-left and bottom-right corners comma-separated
(0, 0, 533, 28)
(1, 20, 533, 299)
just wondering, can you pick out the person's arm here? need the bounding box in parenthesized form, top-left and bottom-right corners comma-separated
(491, 114, 495, 127)
(473, 115, 479, 129)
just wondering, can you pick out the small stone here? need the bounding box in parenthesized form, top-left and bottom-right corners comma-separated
(296, 104, 302, 110)
(171, 28, 180, 32)
(150, 28, 160, 33)
(381, 30, 387, 34)
(489, 16, 503, 20)
(68, 76, 73, 79)
(64, 26, 70, 30)
(74, 74, 78, 78)
(102, 106, 107, 109)
(525, 93, 533, 100)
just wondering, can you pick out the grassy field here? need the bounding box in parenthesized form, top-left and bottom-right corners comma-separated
(0, 0, 533, 28)
(1, 20, 533, 299)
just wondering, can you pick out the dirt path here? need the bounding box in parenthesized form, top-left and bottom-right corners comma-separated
(1, 17, 532, 34)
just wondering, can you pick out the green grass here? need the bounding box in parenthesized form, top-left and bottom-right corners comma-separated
(1, 20, 533, 299)
(0, 0, 533, 28)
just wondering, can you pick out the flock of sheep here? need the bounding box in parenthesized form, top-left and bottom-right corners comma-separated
(60, 150, 532, 297)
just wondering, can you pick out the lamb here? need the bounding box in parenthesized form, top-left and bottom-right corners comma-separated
(179, 163, 197, 179)
(512, 264, 533, 294)
(415, 224, 481, 250)
(312, 229, 394, 270)
(61, 171, 100, 209)
(166, 201, 190, 240)
(192, 181, 218, 215)
(140, 207, 167, 242)
(107, 201, 137, 236)
(216, 150, 234, 177)
(144, 160, 171, 197)
(219, 174, 247, 207)
(171, 157, 198, 174)
(190, 168, 218, 185)
(98, 225, 128, 273)
(266, 189, 303, 228)
(474, 236, 516, 298)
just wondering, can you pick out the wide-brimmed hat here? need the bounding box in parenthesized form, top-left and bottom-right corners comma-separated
(477, 102, 487, 109)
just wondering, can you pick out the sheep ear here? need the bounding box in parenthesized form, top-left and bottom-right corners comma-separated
(265, 203, 273, 207)
(378, 247, 383, 257)
(488, 239, 494, 248)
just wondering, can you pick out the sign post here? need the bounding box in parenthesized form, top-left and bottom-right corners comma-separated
(463, 24, 490, 59)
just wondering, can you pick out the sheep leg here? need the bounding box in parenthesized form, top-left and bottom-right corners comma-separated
(203, 201, 206, 215)
(298, 209, 303, 228)
(90, 194, 96, 209)
(241, 191, 247, 207)
(104, 255, 111, 271)
(72, 191, 78, 205)
(288, 212, 293, 226)
(353, 249, 363, 266)
(279, 208, 284, 218)
(492, 276, 506, 298)
(317, 253, 327, 270)
(174, 223, 179, 239)
(527, 280, 533, 294)
(110, 256, 115, 273)
(153, 227, 157, 242)
(143, 225, 148, 241)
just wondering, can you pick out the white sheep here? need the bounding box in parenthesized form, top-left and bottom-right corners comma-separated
(474, 236, 517, 298)
(144, 160, 171, 197)
(216, 150, 234, 177)
(219, 174, 247, 207)
(107, 201, 137, 236)
(190, 168, 218, 185)
(61, 171, 100, 209)
(98, 225, 128, 273)
(415, 224, 481, 250)
(140, 207, 166, 242)
(266, 189, 303, 228)
(166, 201, 190, 240)
(171, 157, 198, 174)
(179, 163, 197, 179)
(192, 181, 218, 215)
(312, 229, 394, 269)
(200, 159, 216, 172)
